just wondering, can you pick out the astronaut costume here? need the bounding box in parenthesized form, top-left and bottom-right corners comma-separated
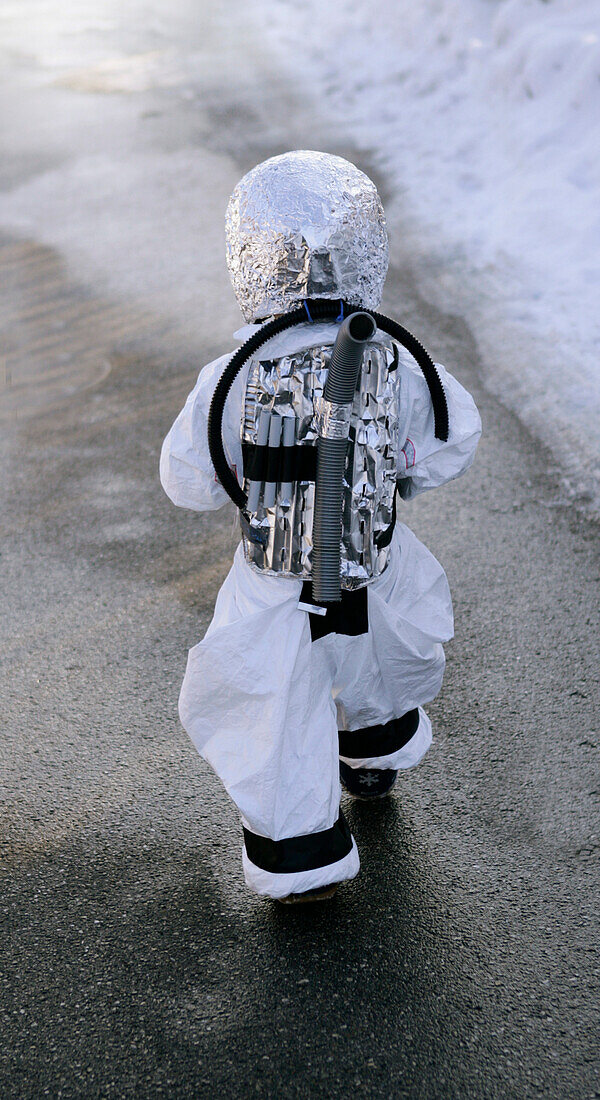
(160, 151, 481, 900)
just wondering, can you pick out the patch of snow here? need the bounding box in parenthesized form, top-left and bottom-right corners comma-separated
(255, 0, 600, 511)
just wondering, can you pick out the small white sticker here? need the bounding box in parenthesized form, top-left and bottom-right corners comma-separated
(298, 601, 327, 616)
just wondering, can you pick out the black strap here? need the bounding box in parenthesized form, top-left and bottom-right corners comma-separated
(338, 709, 419, 760)
(301, 581, 369, 640)
(243, 812, 352, 874)
(266, 444, 279, 483)
(242, 441, 317, 483)
(244, 445, 398, 549)
(281, 444, 295, 485)
(373, 488, 398, 550)
(245, 442, 267, 483)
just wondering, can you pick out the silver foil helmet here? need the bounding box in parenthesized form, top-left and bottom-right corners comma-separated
(225, 150, 389, 323)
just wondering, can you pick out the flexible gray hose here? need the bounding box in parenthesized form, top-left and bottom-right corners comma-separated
(312, 312, 376, 603)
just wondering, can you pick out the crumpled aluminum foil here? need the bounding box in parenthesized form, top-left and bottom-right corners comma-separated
(314, 397, 352, 440)
(241, 337, 399, 588)
(226, 150, 389, 323)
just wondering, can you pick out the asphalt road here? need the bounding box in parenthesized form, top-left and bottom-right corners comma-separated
(1, 3, 599, 1097)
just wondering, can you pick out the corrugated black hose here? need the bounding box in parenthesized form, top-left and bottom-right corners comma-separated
(312, 312, 376, 602)
(207, 298, 449, 515)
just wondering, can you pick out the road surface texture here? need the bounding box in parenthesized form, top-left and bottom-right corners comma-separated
(1, 3, 598, 1097)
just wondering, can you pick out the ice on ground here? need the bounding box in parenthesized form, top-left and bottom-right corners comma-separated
(254, 0, 600, 512)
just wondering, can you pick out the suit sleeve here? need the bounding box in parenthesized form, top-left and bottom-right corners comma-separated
(159, 352, 245, 512)
(396, 358, 481, 500)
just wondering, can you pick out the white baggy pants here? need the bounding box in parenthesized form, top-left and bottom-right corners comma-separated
(179, 522, 453, 898)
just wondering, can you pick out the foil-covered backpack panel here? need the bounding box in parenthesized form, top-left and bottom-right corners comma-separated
(240, 335, 399, 588)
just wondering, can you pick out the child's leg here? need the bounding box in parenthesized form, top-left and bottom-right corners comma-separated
(178, 544, 359, 899)
(338, 708, 433, 771)
(333, 522, 454, 773)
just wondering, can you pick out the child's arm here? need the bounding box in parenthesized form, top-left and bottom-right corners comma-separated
(396, 357, 481, 500)
(160, 352, 243, 512)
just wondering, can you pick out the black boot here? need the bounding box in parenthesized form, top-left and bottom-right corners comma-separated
(339, 761, 398, 800)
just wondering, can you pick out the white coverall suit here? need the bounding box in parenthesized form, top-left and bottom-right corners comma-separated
(160, 320, 481, 899)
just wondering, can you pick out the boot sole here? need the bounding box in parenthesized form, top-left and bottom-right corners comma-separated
(276, 884, 339, 905)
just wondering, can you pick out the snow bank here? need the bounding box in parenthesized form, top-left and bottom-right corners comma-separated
(256, 0, 600, 511)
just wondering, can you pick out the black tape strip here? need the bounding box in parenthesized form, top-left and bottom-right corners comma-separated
(373, 489, 397, 550)
(338, 709, 419, 760)
(266, 444, 280, 483)
(243, 812, 352, 874)
(243, 442, 317, 483)
(388, 342, 399, 373)
(245, 443, 267, 483)
(300, 582, 368, 640)
(281, 444, 295, 485)
(295, 446, 317, 482)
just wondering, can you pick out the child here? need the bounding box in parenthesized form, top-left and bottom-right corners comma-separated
(160, 151, 481, 903)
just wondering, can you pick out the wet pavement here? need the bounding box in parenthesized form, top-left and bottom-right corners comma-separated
(1, 3, 599, 1097)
